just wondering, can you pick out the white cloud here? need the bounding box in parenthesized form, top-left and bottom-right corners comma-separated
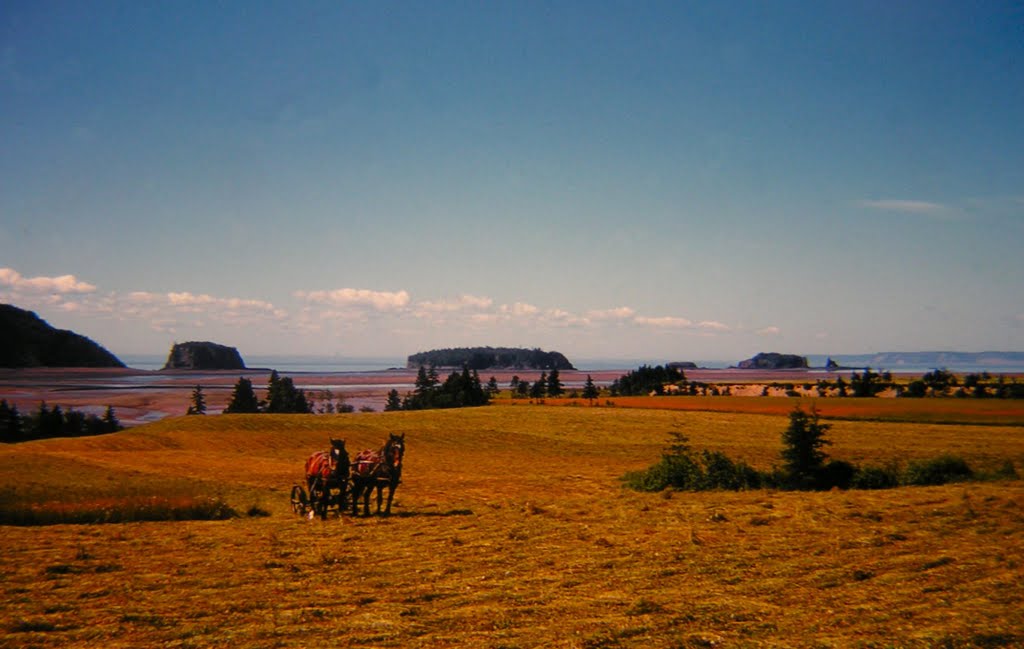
(858, 199, 956, 218)
(586, 306, 636, 321)
(634, 316, 693, 328)
(696, 320, 730, 332)
(756, 326, 781, 336)
(500, 302, 540, 318)
(415, 294, 493, 314)
(295, 287, 411, 311)
(0, 267, 96, 294)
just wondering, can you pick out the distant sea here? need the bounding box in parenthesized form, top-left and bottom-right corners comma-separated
(119, 354, 1024, 375)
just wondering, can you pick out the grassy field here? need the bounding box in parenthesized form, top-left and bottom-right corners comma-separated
(1, 404, 1022, 647)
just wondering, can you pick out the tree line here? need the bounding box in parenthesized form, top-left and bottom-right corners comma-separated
(0, 399, 122, 443)
(385, 365, 492, 411)
(189, 370, 330, 415)
(607, 364, 1024, 399)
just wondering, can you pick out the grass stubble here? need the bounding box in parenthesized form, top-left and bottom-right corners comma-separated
(0, 405, 1022, 648)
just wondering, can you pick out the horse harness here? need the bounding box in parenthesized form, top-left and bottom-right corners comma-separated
(352, 447, 401, 484)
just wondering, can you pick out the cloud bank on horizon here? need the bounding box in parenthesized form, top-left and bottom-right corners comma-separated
(0, 267, 770, 359)
(1, 4, 1022, 360)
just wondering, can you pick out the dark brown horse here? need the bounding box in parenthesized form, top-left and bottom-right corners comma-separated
(350, 433, 405, 516)
(304, 438, 349, 519)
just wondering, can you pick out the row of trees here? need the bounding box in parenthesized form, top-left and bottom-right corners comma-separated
(624, 405, 1016, 493)
(607, 364, 1024, 400)
(0, 399, 122, 443)
(188, 371, 318, 416)
(385, 365, 492, 410)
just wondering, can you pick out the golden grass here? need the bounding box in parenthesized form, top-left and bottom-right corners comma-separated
(1, 407, 1022, 647)
(497, 395, 1024, 426)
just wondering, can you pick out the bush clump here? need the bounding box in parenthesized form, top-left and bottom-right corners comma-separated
(622, 432, 763, 492)
(0, 496, 239, 526)
(904, 455, 974, 486)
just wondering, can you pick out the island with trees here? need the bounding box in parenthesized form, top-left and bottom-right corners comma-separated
(407, 347, 575, 371)
(163, 341, 246, 370)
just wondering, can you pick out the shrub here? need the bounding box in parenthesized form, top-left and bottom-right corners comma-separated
(780, 406, 832, 489)
(851, 464, 902, 490)
(700, 450, 762, 490)
(0, 496, 239, 526)
(990, 460, 1019, 481)
(819, 459, 856, 490)
(904, 455, 973, 486)
(622, 433, 765, 493)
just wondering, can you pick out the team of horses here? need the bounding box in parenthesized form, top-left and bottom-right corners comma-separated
(297, 433, 405, 519)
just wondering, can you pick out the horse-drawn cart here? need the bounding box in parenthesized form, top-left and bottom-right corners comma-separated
(290, 479, 346, 519)
(293, 438, 350, 519)
(293, 434, 405, 519)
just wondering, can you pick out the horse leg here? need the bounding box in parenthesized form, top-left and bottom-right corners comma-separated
(350, 482, 361, 516)
(374, 482, 384, 515)
(384, 481, 397, 515)
(361, 484, 371, 517)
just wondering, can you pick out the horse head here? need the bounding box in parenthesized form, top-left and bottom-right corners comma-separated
(385, 433, 405, 471)
(329, 438, 349, 477)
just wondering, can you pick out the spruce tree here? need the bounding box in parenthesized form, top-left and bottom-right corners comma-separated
(582, 375, 600, 404)
(384, 389, 403, 411)
(186, 385, 207, 415)
(781, 406, 832, 489)
(103, 406, 121, 432)
(224, 377, 261, 413)
(547, 368, 564, 397)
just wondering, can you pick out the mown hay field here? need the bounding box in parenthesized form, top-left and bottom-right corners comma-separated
(1, 405, 1022, 648)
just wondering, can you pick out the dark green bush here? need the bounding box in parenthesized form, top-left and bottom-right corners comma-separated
(700, 450, 763, 490)
(819, 460, 856, 490)
(851, 464, 902, 490)
(904, 455, 973, 486)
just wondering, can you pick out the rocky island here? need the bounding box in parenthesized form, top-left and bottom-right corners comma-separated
(737, 352, 809, 370)
(162, 341, 246, 370)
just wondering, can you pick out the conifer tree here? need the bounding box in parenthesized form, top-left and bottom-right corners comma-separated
(0, 400, 23, 443)
(186, 385, 207, 415)
(224, 377, 261, 413)
(547, 368, 564, 397)
(384, 389, 403, 412)
(781, 406, 832, 489)
(103, 406, 121, 432)
(582, 375, 600, 404)
(530, 373, 547, 399)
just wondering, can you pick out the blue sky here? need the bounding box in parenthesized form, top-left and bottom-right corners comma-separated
(2, 1, 1023, 362)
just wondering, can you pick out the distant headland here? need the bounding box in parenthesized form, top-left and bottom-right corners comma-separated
(0, 304, 125, 368)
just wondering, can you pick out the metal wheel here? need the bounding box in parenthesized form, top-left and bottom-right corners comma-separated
(309, 479, 328, 520)
(290, 485, 308, 516)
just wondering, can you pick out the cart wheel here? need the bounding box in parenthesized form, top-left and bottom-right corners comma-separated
(290, 485, 308, 516)
(309, 481, 328, 520)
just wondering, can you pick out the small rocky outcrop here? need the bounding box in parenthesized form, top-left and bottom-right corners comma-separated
(162, 341, 246, 370)
(667, 361, 699, 370)
(0, 304, 125, 368)
(737, 352, 808, 370)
